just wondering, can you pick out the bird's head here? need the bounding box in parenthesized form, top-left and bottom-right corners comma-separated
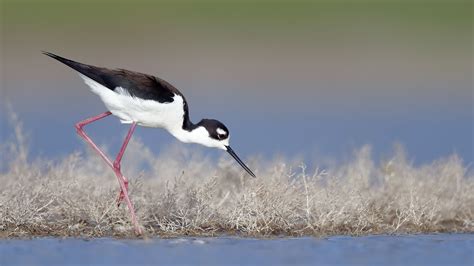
(194, 119, 256, 177)
(195, 119, 230, 150)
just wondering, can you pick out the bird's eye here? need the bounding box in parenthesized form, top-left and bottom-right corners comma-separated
(216, 128, 227, 140)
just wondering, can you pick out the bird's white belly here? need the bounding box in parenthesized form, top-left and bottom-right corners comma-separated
(80, 74, 185, 130)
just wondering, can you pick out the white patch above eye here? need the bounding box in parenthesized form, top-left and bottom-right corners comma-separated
(216, 128, 227, 135)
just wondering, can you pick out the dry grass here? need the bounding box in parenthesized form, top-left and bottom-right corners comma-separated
(1, 112, 473, 238)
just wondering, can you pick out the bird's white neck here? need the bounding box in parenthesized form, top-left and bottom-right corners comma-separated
(168, 126, 227, 150)
(169, 126, 207, 143)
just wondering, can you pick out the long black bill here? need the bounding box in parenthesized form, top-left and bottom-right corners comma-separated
(226, 146, 256, 178)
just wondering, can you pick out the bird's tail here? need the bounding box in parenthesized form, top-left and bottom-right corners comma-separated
(42, 51, 111, 89)
(42, 51, 88, 73)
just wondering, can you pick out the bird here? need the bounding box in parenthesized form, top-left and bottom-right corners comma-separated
(43, 51, 256, 235)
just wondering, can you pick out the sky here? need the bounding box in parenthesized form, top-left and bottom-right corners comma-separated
(1, 0, 472, 164)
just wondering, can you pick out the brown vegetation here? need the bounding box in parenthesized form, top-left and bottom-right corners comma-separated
(1, 113, 473, 238)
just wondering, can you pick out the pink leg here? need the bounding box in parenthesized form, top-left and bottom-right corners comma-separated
(114, 122, 137, 206)
(76, 112, 131, 205)
(75, 112, 143, 235)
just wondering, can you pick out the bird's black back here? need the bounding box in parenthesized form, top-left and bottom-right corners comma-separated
(43, 51, 196, 130)
(42, 51, 182, 104)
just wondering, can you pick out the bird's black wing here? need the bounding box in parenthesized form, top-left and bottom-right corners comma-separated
(43, 51, 181, 103)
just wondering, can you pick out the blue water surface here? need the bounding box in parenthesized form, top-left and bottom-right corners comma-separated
(1, 234, 473, 266)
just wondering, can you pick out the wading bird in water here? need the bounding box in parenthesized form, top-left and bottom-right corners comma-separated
(43, 52, 256, 235)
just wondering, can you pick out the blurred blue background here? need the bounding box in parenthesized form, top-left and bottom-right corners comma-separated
(1, 1, 472, 164)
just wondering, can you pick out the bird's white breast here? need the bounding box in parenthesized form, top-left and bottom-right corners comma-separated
(80, 74, 185, 131)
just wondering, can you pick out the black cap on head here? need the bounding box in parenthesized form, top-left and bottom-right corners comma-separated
(197, 119, 229, 140)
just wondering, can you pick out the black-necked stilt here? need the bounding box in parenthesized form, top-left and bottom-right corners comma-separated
(43, 51, 255, 235)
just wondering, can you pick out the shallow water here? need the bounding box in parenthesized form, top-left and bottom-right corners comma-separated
(1, 234, 473, 266)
